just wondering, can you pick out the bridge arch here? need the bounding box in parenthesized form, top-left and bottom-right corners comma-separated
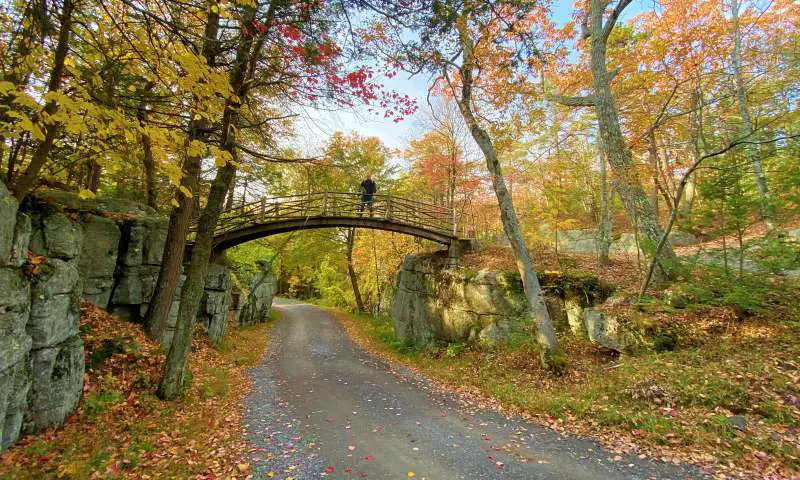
(203, 192, 474, 254)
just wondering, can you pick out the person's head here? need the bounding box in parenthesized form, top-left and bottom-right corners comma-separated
(365, 172, 372, 180)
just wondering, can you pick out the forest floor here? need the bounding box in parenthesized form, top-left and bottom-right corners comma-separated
(0, 303, 274, 479)
(336, 251, 800, 479)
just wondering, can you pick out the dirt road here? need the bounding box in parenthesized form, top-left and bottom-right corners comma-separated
(243, 300, 700, 479)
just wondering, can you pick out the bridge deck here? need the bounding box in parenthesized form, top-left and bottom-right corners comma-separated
(204, 192, 474, 250)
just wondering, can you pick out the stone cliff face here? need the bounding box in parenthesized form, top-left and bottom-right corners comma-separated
(0, 187, 238, 452)
(1, 184, 88, 451)
(390, 253, 648, 352)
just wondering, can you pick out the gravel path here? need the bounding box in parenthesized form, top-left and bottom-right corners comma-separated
(243, 299, 703, 479)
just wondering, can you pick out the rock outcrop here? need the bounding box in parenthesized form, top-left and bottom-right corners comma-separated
(0, 186, 86, 451)
(200, 264, 233, 342)
(390, 253, 646, 352)
(78, 215, 121, 307)
(0, 187, 240, 452)
(391, 254, 526, 347)
(239, 261, 277, 327)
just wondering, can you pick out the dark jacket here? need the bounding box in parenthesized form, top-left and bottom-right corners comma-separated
(360, 179, 376, 196)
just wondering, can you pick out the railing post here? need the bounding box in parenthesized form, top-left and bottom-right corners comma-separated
(386, 193, 393, 220)
(260, 197, 266, 223)
(322, 192, 328, 216)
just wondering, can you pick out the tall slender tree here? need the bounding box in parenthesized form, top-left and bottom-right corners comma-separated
(549, 0, 678, 280)
(145, 4, 221, 344)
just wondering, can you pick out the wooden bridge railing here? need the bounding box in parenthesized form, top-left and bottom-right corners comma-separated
(208, 192, 475, 239)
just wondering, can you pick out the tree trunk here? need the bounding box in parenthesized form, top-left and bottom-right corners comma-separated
(683, 89, 704, 216)
(597, 144, 612, 267)
(88, 161, 102, 193)
(144, 7, 220, 343)
(452, 19, 561, 370)
(158, 4, 262, 399)
(346, 228, 366, 313)
(588, 0, 676, 281)
(12, 0, 74, 200)
(144, 155, 201, 343)
(647, 134, 659, 215)
(137, 83, 157, 208)
(157, 161, 237, 399)
(730, 0, 774, 229)
(5, 133, 28, 183)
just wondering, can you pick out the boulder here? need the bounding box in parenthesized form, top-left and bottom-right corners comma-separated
(391, 282, 437, 346)
(391, 255, 527, 347)
(24, 335, 84, 433)
(78, 215, 120, 307)
(0, 268, 32, 372)
(28, 259, 81, 349)
(556, 230, 598, 254)
(110, 265, 162, 306)
(563, 292, 587, 336)
(788, 228, 800, 243)
(439, 308, 482, 341)
(0, 181, 18, 265)
(82, 277, 116, 309)
(34, 189, 158, 217)
(610, 233, 640, 255)
(727, 415, 747, 432)
(545, 296, 568, 332)
(29, 213, 83, 260)
(582, 308, 628, 352)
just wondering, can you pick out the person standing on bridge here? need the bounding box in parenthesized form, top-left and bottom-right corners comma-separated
(358, 173, 376, 217)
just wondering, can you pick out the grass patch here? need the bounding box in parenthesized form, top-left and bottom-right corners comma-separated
(0, 302, 273, 479)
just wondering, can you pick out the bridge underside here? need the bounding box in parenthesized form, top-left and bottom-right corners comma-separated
(211, 216, 456, 252)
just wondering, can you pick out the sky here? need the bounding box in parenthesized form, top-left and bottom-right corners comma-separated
(295, 1, 650, 156)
